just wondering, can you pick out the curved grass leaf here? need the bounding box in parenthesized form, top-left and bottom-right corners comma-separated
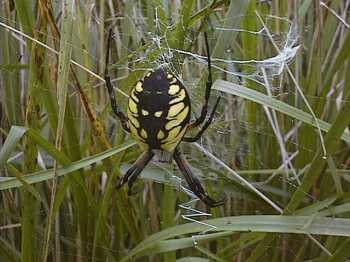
(213, 80, 350, 143)
(0, 140, 136, 190)
(121, 215, 350, 260)
(0, 126, 27, 167)
(0, 126, 71, 168)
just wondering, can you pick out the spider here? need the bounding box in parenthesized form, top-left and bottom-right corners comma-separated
(104, 29, 224, 207)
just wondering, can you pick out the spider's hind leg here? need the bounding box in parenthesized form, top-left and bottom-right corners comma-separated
(173, 149, 224, 207)
(117, 150, 154, 194)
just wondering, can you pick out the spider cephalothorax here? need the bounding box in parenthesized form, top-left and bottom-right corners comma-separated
(105, 29, 224, 207)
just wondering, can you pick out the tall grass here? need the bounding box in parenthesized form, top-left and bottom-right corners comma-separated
(1, 0, 350, 261)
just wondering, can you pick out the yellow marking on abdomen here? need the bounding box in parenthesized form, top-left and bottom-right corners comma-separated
(165, 119, 179, 130)
(154, 111, 163, 117)
(146, 72, 152, 77)
(140, 129, 148, 139)
(169, 89, 186, 104)
(163, 126, 181, 142)
(135, 81, 143, 92)
(176, 106, 189, 123)
(129, 124, 144, 142)
(165, 106, 189, 130)
(176, 106, 189, 122)
(157, 130, 165, 139)
(142, 109, 149, 116)
(161, 127, 187, 152)
(169, 78, 177, 84)
(168, 102, 184, 118)
(130, 90, 139, 102)
(168, 84, 180, 95)
(167, 73, 173, 79)
(128, 99, 138, 114)
(128, 114, 140, 128)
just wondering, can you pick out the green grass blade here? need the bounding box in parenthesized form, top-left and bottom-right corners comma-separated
(0, 141, 136, 190)
(0, 126, 27, 167)
(213, 80, 350, 143)
(0, 126, 72, 168)
(121, 215, 350, 260)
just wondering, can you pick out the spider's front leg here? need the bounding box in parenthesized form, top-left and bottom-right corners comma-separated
(173, 149, 224, 207)
(183, 96, 220, 142)
(184, 32, 221, 142)
(104, 29, 130, 132)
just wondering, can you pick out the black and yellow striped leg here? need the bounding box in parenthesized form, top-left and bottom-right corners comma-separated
(183, 95, 221, 142)
(117, 150, 155, 194)
(173, 149, 224, 207)
(105, 29, 130, 132)
(188, 32, 217, 130)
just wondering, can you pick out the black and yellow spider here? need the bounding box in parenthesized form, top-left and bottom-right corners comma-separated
(104, 29, 224, 207)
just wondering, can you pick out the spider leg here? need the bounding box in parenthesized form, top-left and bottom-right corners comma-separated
(188, 32, 215, 130)
(173, 149, 224, 207)
(105, 29, 130, 132)
(117, 150, 155, 194)
(183, 95, 221, 142)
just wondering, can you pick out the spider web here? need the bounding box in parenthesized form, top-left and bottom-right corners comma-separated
(121, 12, 332, 258)
(131, 12, 303, 208)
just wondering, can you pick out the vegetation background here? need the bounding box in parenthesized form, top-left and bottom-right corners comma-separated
(1, 0, 350, 261)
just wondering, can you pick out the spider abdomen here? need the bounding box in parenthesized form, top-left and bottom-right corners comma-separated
(127, 68, 191, 152)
